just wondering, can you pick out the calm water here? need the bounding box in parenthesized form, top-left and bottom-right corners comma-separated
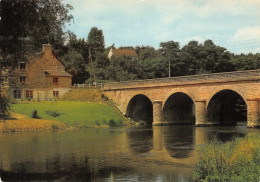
(0, 125, 259, 182)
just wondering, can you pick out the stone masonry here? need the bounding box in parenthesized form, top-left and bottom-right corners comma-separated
(9, 44, 72, 101)
(104, 69, 260, 127)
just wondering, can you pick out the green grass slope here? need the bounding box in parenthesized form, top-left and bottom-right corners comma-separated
(11, 101, 128, 127)
(60, 88, 109, 103)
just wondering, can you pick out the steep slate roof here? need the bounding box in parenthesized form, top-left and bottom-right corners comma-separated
(45, 71, 72, 77)
(112, 49, 138, 57)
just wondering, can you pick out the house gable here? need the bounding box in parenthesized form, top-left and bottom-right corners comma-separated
(9, 44, 72, 101)
(108, 48, 138, 59)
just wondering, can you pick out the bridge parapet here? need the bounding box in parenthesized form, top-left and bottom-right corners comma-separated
(104, 69, 260, 90)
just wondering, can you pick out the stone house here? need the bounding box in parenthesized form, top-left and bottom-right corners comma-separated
(108, 48, 138, 59)
(9, 44, 72, 101)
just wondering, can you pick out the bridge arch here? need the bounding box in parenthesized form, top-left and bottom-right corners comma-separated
(126, 94, 153, 124)
(163, 92, 195, 124)
(207, 89, 247, 125)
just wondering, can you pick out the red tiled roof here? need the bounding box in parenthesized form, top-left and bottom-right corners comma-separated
(112, 49, 138, 57)
(45, 71, 72, 77)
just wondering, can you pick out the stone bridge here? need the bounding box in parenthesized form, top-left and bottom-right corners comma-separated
(104, 69, 260, 127)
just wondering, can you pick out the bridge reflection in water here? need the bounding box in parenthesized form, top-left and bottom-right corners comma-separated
(0, 126, 253, 182)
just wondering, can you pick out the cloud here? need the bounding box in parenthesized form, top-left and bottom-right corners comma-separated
(226, 26, 260, 53)
(230, 26, 260, 42)
(64, 0, 260, 53)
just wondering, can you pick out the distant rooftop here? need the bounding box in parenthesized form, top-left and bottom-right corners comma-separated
(108, 48, 138, 59)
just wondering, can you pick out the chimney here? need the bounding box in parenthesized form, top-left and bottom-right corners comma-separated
(42, 43, 52, 53)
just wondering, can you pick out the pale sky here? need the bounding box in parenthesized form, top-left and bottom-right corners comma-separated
(64, 0, 260, 54)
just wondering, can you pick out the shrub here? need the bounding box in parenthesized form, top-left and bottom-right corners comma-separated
(94, 120, 100, 126)
(46, 110, 60, 117)
(52, 124, 59, 130)
(31, 109, 41, 119)
(193, 134, 260, 182)
(108, 119, 124, 127)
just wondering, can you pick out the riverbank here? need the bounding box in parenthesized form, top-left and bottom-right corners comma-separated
(0, 112, 66, 132)
(194, 133, 260, 181)
(5, 101, 128, 132)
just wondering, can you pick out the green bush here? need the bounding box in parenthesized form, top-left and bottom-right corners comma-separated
(52, 124, 59, 130)
(31, 109, 41, 119)
(46, 110, 60, 117)
(108, 119, 124, 127)
(193, 134, 260, 182)
(94, 120, 101, 126)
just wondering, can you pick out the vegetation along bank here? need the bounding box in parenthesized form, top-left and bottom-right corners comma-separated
(0, 89, 128, 132)
(194, 133, 260, 182)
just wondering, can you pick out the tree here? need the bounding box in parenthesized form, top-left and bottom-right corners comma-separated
(105, 56, 142, 81)
(135, 46, 158, 61)
(231, 53, 260, 71)
(180, 41, 206, 75)
(87, 27, 105, 60)
(159, 41, 180, 77)
(202, 40, 234, 73)
(0, 0, 73, 118)
(62, 50, 89, 84)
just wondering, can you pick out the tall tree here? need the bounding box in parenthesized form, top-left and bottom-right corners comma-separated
(202, 40, 234, 73)
(62, 50, 89, 84)
(87, 27, 105, 60)
(159, 41, 180, 77)
(0, 0, 73, 118)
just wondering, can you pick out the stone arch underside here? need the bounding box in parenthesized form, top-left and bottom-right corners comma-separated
(126, 94, 153, 124)
(163, 92, 195, 124)
(207, 89, 247, 125)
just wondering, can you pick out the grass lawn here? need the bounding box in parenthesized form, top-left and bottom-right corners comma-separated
(11, 101, 128, 127)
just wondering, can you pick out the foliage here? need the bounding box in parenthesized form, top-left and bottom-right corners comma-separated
(159, 41, 180, 77)
(31, 109, 41, 119)
(104, 56, 143, 81)
(135, 46, 158, 61)
(11, 101, 128, 127)
(0, 96, 10, 119)
(231, 53, 260, 71)
(193, 134, 260, 182)
(46, 110, 60, 117)
(62, 50, 89, 84)
(87, 27, 105, 60)
(108, 119, 124, 127)
(0, 0, 73, 119)
(93, 52, 110, 80)
(0, 112, 65, 132)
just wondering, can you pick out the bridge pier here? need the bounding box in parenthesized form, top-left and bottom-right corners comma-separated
(152, 101, 167, 125)
(195, 101, 208, 126)
(247, 99, 260, 127)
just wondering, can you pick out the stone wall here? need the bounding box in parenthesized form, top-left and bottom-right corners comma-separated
(104, 69, 260, 127)
(9, 44, 72, 100)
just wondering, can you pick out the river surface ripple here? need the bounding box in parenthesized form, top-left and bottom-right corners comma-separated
(0, 125, 259, 182)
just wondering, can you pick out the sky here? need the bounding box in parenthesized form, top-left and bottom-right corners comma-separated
(64, 0, 260, 54)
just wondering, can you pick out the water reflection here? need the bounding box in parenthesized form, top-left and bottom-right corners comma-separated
(163, 126, 195, 159)
(0, 126, 258, 182)
(126, 126, 153, 155)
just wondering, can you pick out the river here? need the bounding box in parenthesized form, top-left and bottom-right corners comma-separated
(0, 125, 259, 182)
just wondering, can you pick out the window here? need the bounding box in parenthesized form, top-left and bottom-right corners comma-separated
(53, 91, 59, 97)
(20, 76, 26, 83)
(53, 77, 58, 85)
(14, 90, 21, 99)
(57, 66, 62, 72)
(19, 63, 26, 70)
(26, 90, 33, 99)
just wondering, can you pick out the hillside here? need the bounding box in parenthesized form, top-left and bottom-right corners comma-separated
(60, 88, 110, 103)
